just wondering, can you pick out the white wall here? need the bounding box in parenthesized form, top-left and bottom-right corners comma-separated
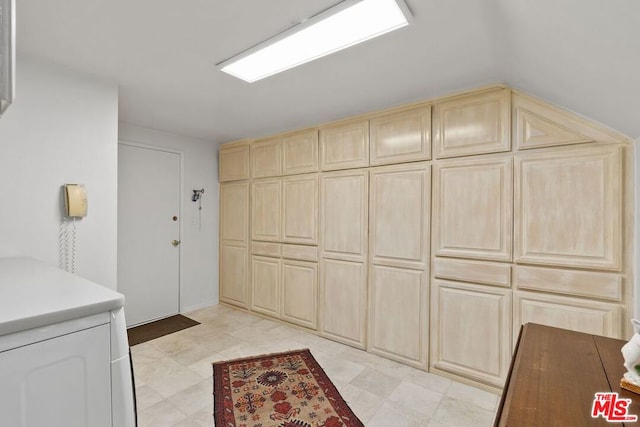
(635, 136, 640, 320)
(0, 56, 118, 289)
(118, 123, 218, 311)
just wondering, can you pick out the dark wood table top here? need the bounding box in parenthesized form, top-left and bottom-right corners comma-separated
(495, 323, 640, 426)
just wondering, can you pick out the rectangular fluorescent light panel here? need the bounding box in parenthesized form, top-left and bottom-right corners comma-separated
(218, 0, 411, 83)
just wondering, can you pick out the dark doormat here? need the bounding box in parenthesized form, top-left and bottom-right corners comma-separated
(127, 314, 200, 346)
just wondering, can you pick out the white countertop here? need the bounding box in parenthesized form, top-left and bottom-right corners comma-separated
(0, 257, 124, 336)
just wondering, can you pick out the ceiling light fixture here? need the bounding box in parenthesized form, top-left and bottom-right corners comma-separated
(217, 0, 412, 83)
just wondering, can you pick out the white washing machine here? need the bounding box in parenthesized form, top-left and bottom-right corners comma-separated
(0, 257, 136, 427)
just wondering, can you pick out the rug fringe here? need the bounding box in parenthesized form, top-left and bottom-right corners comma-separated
(211, 348, 310, 366)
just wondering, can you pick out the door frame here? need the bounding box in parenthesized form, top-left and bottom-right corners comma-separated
(118, 140, 185, 317)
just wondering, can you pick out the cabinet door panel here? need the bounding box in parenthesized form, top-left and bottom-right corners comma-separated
(514, 291, 622, 339)
(431, 280, 511, 388)
(251, 137, 282, 178)
(320, 119, 369, 171)
(282, 174, 318, 245)
(369, 163, 430, 269)
(515, 145, 622, 270)
(434, 88, 510, 158)
(251, 256, 280, 318)
(220, 182, 249, 246)
(282, 259, 318, 330)
(251, 179, 281, 242)
(320, 170, 368, 260)
(220, 245, 249, 308)
(319, 258, 367, 348)
(434, 156, 512, 261)
(219, 141, 250, 182)
(370, 105, 431, 165)
(283, 129, 318, 175)
(369, 265, 427, 368)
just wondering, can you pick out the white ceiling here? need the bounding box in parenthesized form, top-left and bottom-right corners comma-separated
(17, 0, 640, 143)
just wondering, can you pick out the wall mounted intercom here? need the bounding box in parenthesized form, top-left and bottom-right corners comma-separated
(64, 184, 88, 218)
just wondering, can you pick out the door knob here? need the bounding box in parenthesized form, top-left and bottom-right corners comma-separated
(171, 240, 181, 247)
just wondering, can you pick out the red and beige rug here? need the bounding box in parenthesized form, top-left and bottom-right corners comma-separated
(213, 349, 364, 427)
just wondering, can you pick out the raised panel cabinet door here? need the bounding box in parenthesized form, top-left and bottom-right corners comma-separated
(433, 156, 513, 261)
(220, 245, 249, 308)
(513, 92, 627, 150)
(431, 279, 512, 389)
(514, 144, 622, 270)
(281, 259, 318, 330)
(219, 141, 250, 182)
(220, 182, 249, 246)
(514, 291, 623, 340)
(370, 105, 431, 166)
(320, 169, 368, 261)
(251, 178, 282, 242)
(251, 255, 280, 318)
(319, 119, 369, 171)
(283, 129, 319, 175)
(369, 163, 430, 269)
(434, 87, 511, 158)
(282, 174, 318, 245)
(368, 265, 428, 368)
(251, 136, 282, 178)
(319, 258, 367, 348)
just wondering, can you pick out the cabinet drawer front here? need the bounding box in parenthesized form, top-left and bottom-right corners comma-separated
(282, 244, 318, 262)
(434, 258, 511, 287)
(251, 241, 281, 258)
(515, 266, 622, 301)
(514, 291, 622, 339)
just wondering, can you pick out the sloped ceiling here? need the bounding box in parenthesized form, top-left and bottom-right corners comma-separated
(16, 0, 640, 143)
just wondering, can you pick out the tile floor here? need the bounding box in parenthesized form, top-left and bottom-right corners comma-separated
(132, 304, 499, 426)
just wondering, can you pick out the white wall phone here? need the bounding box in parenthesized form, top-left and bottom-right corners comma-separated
(64, 184, 88, 217)
(60, 184, 87, 273)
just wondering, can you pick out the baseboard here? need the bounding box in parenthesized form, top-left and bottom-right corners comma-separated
(181, 299, 219, 313)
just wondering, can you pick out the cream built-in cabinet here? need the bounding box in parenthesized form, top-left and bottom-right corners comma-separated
(218, 85, 633, 393)
(368, 163, 430, 367)
(219, 181, 249, 308)
(319, 169, 368, 348)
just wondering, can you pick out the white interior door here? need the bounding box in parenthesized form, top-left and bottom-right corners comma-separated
(118, 143, 181, 326)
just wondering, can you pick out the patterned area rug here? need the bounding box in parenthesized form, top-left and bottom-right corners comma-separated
(213, 349, 364, 427)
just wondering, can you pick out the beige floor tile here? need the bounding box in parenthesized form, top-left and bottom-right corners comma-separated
(130, 305, 500, 426)
(367, 401, 430, 427)
(446, 382, 499, 412)
(431, 396, 495, 427)
(349, 367, 402, 398)
(387, 381, 444, 417)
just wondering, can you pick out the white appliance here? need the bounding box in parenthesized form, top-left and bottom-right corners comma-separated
(0, 257, 136, 427)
